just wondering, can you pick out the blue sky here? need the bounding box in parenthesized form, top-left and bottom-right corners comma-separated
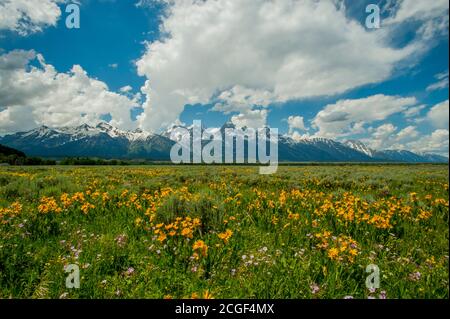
(1, 0, 158, 94)
(0, 0, 448, 154)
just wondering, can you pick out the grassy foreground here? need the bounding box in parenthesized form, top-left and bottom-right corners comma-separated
(0, 165, 448, 299)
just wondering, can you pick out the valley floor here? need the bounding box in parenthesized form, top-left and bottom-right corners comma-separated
(0, 165, 448, 298)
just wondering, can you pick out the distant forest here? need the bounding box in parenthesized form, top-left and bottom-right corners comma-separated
(0, 144, 56, 165)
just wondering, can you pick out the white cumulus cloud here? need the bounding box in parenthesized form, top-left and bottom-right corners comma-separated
(404, 129, 449, 155)
(426, 99, 449, 129)
(287, 116, 306, 133)
(0, 0, 64, 35)
(135, 0, 427, 131)
(230, 109, 268, 128)
(312, 94, 418, 138)
(120, 85, 133, 93)
(0, 49, 139, 134)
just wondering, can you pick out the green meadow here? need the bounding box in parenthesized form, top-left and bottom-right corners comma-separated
(0, 165, 448, 299)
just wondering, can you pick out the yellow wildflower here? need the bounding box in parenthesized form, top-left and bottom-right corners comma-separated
(192, 240, 208, 257)
(217, 229, 233, 243)
(327, 247, 339, 260)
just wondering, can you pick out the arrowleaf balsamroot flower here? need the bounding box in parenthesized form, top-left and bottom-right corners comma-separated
(193, 240, 208, 257)
(217, 229, 233, 243)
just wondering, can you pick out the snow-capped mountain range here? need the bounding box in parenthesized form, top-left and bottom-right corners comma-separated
(344, 140, 375, 157)
(0, 122, 447, 163)
(22, 122, 152, 142)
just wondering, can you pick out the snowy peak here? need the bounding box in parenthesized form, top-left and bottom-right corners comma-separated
(23, 125, 54, 138)
(56, 122, 154, 142)
(221, 121, 237, 131)
(77, 123, 94, 131)
(96, 122, 113, 130)
(344, 140, 375, 157)
(305, 137, 337, 145)
(95, 122, 131, 139)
